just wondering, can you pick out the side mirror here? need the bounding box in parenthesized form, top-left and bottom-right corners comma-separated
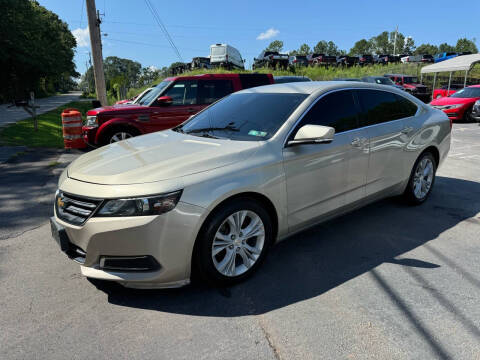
(288, 125, 335, 146)
(157, 96, 173, 106)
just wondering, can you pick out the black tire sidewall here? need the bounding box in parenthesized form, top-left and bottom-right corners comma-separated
(193, 199, 273, 286)
(405, 152, 437, 205)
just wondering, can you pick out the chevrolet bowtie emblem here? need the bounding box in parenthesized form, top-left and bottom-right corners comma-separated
(57, 197, 65, 209)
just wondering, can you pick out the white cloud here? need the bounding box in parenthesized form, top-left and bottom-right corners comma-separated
(72, 27, 90, 47)
(256, 28, 279, 40)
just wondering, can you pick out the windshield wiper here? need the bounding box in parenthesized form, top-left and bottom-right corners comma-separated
(185, 124, 239, 134)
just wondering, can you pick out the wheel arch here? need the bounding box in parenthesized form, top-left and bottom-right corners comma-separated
(95, 119, 143, 144)
(190, 191, 280, 276)
(422, 145, 440, 167)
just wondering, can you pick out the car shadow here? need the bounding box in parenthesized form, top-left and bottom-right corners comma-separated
(90, 175, 480, 317)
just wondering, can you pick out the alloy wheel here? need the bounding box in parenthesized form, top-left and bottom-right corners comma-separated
(211, 210, 265, 277)
(110, 132, 133, 143)
(413, 157, 434, 199)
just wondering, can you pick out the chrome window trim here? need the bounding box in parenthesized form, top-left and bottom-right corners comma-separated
(283, 86, 421, 148)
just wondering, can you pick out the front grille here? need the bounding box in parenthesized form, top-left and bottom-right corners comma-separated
(447, 112, 458, 118)
(55, 191, 103, 226)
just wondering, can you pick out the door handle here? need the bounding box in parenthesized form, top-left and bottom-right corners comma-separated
(401, 126, 413, 134)
(187, 108, 196, 113)
(351, 137, 366, 147)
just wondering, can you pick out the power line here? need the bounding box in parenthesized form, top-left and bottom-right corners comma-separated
(143, 0, 183, 62)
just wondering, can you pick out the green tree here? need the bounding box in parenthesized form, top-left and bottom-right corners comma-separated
(370, 31, 391, 54)
(0, 0, 78, 102)
(313, 40, 328, 54)
(403, 36, 416, 54)
(438, 43, 455, 53)
(414, 43, 439, 55)
(297, 43, 311, 55)
(265, 40, 284, 52)
(455, 38, 478, 53)
(349, 39, 372, 55)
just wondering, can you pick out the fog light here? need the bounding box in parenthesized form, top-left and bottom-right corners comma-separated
(99, 255, 160, 272)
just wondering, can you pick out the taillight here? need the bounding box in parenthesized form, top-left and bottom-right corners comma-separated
(293, 59, 297, 63)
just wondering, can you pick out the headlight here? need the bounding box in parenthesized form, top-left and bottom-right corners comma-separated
(96, 191, 182, 217)
(445, 104, 463, 110)
(85, 115, 98, 127)
(475, 100, 480, 106)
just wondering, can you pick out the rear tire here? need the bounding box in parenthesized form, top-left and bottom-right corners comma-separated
(403, 152, 437, 205)
(192, 199, 273, 287)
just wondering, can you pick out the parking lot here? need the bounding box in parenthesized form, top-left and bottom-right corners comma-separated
(0, 123, 479, 360)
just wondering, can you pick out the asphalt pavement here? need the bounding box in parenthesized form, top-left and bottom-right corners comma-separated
(0, 91, 82, 126)
(0, 123, 479, 359)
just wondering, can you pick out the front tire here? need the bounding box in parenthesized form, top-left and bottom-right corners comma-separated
(403, 152, 436, 205)
(193, 199, 273, 286)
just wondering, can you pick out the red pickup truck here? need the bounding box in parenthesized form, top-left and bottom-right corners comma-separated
(84, 73, 274, 146)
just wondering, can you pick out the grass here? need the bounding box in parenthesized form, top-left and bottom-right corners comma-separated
(0, 101, 92, 148)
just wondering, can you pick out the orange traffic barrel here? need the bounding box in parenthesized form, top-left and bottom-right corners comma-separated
(61, 108, 86, 149)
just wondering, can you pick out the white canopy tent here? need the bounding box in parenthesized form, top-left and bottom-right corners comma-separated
(420, 54, 480, 98)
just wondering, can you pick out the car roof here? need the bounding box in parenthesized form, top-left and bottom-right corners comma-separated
(239, 80, 401, 95)
(164, 73, 264, 81)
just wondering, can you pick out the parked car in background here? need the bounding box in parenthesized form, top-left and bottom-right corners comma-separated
(421, 54, 435, 63)
(308, 53, 337, 67)
(361, 76, 404, 90)
(83, 73, 274, 146)
(289, 55, 309, 67)
(209, 44, 244, 69)
(430, 85, 480, 122)
(274, 76, 312, 83)
(375, 54, 397, 64)
(434, 52, 458, 63)
(401, 55, 421, 63)
(432, 84, 464, 99)
(190, 57, 212, 70)
(384, 74, 428, 98)
(471, 100, 480, 122)
(115, 88, 155, 105)
(336, 55, 358, 67)
(253, 51, 289, 69)
(358, 54, 374, 66)
(52, 81, 451, 288)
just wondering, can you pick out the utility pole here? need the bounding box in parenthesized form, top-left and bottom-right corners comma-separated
(86, 0, 107, 106)
(393, 25, 399, 55)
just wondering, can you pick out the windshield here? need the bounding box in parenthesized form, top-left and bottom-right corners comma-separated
(132, 88, 153, 104)
(450, 88, 480, 98)
(374, 77, 394, 85)
(137, 81, 171, 106)
(176, 92, 308, 141)
(403, 77, 418, 84)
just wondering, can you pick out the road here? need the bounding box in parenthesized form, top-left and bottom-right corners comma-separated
(0, 91, 82, 126)
(1, 124, 479, 360)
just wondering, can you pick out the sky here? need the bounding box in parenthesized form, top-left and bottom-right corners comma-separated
(38, 0, 480, 75)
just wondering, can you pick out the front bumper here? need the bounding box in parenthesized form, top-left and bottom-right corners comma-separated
(82, 126, 99, 146)
(431, 106, 466, 121)
(52, 201, 206, 289)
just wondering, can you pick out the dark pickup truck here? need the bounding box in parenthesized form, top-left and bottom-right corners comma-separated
(308, 53, 337, 67)
(253, 51, 289, 69)
(336, 55, 359, 67)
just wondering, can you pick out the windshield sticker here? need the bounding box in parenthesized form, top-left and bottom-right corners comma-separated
(248, 130, 267, 137)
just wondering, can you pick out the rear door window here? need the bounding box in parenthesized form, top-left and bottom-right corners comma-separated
(296, 90, 359, 133)
(356, 89, 414, 126)
(198, 80, 234, 104)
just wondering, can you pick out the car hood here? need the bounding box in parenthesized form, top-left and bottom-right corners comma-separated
(430, 97, 476, 106)
(67, 130, 261, 185)
(87, 104, 148, 116)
